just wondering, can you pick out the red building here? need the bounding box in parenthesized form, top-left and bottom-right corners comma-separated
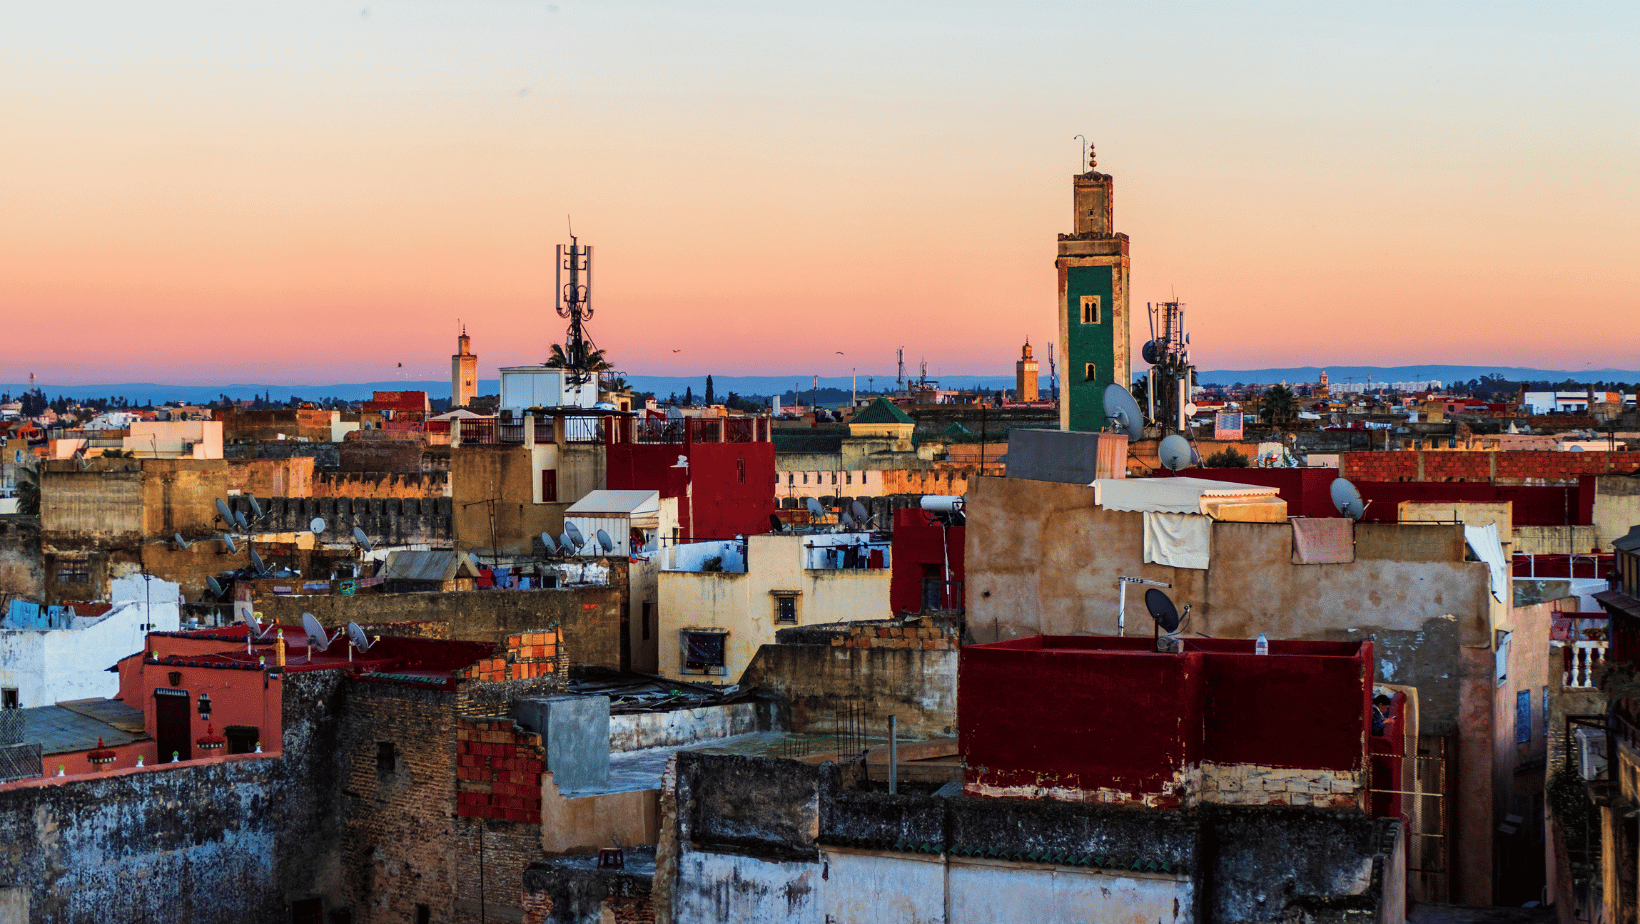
(889, 506, 965, 614)
(604, 416, 777, 541)
(960, 635, 1375, 811)
(363, 391, 432, 432)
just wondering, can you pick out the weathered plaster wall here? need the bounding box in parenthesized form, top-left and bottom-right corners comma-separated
(254, 584, 625, 669)
(0, 517, 43, 600)
(1593, 475, 1640, 551)
(740, 641, 957, 739)
(609, 701, 775, 753)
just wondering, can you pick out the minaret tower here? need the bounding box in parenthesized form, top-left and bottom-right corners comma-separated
(1015, 339, 1039, 403)
(1056, 143, 1131, 431)
(451, 325, 477, 408)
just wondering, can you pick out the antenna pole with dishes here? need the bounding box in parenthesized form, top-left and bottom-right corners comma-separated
(1140, 298, 1195, 434)
(555, 226, 598, 388)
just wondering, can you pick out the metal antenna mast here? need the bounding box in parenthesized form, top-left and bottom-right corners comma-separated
(896, 348, 906, 391)
(555, 233, 596, 386)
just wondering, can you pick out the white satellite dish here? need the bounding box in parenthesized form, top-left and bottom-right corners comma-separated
(215, 498, 235, 525)
(805, 497, 825, 521)
(840, 511, 856, 530)
(1330, 478, 1368, 520)
(564, 521, 585, 549)
(1158, 434, 1194, 472)
(850, 500, 869, 526)
(560, 531, 576, 554)
(310, 517, 327, 533)
(240, 608, 269, 640)
(352, 526, 373, 553)
(248, 543, 266, 574)
(596, 529, 615, 553)
(221, 533, 238, 554)
(346, 622, 377, 652)
(540, 532, 557, 555)
(173, 533, 191, 551)
(301, 613, 340, 652)
(1102, 384, 1145, 440)
(246, 495, 263, 520)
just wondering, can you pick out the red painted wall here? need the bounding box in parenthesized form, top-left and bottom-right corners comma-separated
(960, 636, 1371, 800)
(1195, 468, 1580, 525)
(889, 508, 965, 615)
(606, 442, 777, 540)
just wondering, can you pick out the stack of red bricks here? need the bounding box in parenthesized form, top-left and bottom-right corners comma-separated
(455, 630, 561, 683)
(1342, 450, 1640, 485)
(456, 717, 544, 823)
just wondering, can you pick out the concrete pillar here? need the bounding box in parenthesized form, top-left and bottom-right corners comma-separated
(523, 413, 535, 446)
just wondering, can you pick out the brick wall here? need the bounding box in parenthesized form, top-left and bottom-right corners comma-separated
(312, 470, 449, 499)
(457, 716, 544, 823)
(828, 618, 957, 652)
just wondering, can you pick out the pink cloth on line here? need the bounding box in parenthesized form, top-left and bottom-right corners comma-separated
(1290, 517, 1354, 564)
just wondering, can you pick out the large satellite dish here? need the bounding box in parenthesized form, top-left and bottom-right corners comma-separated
(564, 521, 585, 549)
(840, 511, 856, 530)
(346, 622, 377, 652)
(805, 497, 825, 520)
(215, 498, 235, 525)
(206, 576, 224, 598)
(1141, 339, 1162, 365)
(559, 531, 576, 554)
(310, 517, 327, 534)
(248, 543, 266, 574)
(240, 608, 269, 640)
(540, 532, 558, 555)
(850, 500, 869, 526)
(173, 533, 191, 551)
(221, 533, 238, 554)
(246, 495, 263, 520)
(596, 529, 615, 553)
(302, 613, 339, 652)
(1144, 588, 1184, 634)
(1158, 434, 1194, 473)
(1330, 478, 1367, 520)
(1103, 384, 1144, 440)
(768, 513, 786, 533)
(352, 526, 373, 553)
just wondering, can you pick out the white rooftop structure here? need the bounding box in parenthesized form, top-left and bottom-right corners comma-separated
(1091, 477, 1282, 516)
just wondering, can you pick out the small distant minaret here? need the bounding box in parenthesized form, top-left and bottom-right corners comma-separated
(1317, 369, 1330, 400)
(1016, 340, 1039, 403)
(451, 325, 477, 408)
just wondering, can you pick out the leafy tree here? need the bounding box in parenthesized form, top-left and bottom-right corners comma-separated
(15, 462, 39, 516)
(1260, 384, 1300, 427)
(1204, 448, 1249, 468)
(724, 392, 763, 414)
(544, 344, 612, 373)
(1129, 378, 1148, 410)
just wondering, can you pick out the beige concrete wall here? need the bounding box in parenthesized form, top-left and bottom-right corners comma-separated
(657, 533, 890, 683)
(1593, 475, 1640, 551)
(124, 421, 224, 459)
(538, 772, 659, 856)
(1399, 500, 1513, 543)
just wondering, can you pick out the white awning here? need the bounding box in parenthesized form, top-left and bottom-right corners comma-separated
(565, 490, 661, 517)
(1092, 477, 1281, 515)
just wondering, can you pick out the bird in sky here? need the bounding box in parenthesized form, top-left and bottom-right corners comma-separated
(672, 349, 682, 353)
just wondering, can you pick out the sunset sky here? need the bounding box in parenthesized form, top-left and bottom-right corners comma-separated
(2, 2, 1635, 388)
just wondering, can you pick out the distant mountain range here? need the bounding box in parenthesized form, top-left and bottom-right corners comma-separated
(6, 366, 1638, 405)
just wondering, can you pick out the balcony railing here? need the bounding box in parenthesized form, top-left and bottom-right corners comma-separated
(1566, 640, 1608, 689)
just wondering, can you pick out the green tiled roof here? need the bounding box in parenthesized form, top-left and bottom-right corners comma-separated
(772, 431, 845, 454)
(849, 397, 914, 425)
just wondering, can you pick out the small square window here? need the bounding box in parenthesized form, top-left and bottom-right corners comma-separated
(680, 629, 728, 674)
(1, 689, 17, 709)
(1080, 295, 1101, 324)
(775, 596, 797, 625)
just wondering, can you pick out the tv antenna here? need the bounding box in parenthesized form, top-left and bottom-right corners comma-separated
(1073, 134, 1087, 174)
(301, 612, 342, 662)
(1102, 384, 1145, 441)
(1143, 588, 1192, 653)
(1116, 576, 1171, 635)
(1330, 478, 1368, 520)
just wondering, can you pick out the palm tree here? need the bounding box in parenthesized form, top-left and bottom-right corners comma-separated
(1260, 384, 1300, 427)
(544, 344, 611, 373)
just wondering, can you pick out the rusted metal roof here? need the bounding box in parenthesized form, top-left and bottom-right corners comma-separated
(377, 550, 480, 583)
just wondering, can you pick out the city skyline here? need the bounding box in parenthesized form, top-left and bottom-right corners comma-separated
(3, 1, 1635, 386)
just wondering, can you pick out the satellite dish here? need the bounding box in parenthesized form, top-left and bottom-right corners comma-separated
(310, 517, 326, 534)
(851, 500, 869, 525)
(841, 511, 856, 530)
(173, 533, 191, 550)
(1102, 384, 1144, 440)
(248, 543, 265, 574)
(540, 532, 557, 555)
(234, 510, 250, 531)
(768, 513, 786, 533)
(1568, 445, 1586, 452)
(596, 529, 615, 553)
(1158, 434, 1193, 473)
(564, 521, 585, 549)
(558, 530, 575, 554)
(1141, 339, 1162, 365)
(1144, 588, 1183, 634)
(346, 622, 376, 652)
(1330, 478, 1367, 520)
(352, 526, 373, 553)
(221, 533, 238, 554)
(302, 613, 338, 651)
(206, 576, 224, 598)
(240, 608, 267, 640)
(805, 497, 825, 520)
(215, 498, 235, 524)
(1184, 402, 1199, 417)
(246, 495, 263, 520)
